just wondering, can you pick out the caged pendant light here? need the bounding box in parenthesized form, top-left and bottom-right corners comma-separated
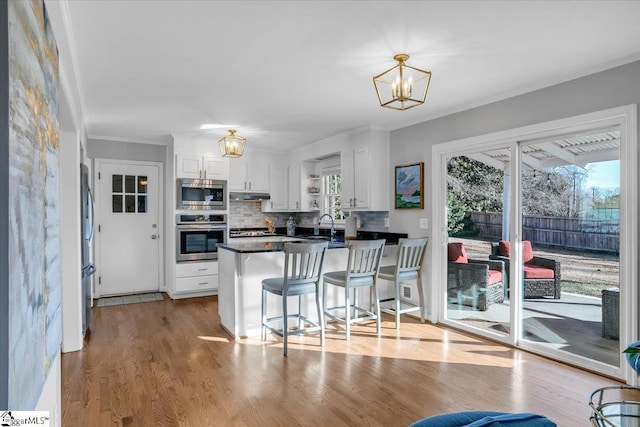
(373, 54, 431, 111)
(218, 129, 246, 158)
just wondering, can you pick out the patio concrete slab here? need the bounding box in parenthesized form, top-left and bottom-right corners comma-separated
(447, 292, 620, 366)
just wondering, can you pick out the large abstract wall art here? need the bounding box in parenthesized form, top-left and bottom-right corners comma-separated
(8, 0, 61, 409)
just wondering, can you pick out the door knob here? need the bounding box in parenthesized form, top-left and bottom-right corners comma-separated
(151, 235, 157, 239)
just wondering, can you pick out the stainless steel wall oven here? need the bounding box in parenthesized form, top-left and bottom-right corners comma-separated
(176, 214, 227, 262)
(177, 178, 226, 210)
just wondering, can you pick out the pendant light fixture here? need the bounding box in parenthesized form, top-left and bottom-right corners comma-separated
(218, 129, 246, 158)
(373, 54, 431, 111)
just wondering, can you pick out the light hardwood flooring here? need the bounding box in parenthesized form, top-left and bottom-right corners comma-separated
(62, 295, 621, 426)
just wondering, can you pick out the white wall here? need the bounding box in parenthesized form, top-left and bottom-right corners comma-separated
(389, 59, 640, 317)
(35, 350, 61, 427)
(60, 130, 83, 353)
(87, 138, 166, 163)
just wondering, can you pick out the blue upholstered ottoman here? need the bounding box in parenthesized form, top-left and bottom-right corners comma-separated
(408, 411, 557, 427)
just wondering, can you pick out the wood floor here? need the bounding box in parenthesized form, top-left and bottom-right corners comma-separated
(61, 295, 621, 426)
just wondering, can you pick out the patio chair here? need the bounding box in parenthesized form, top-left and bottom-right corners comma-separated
(447, 242, 505, 311)
(490, 240, 561, 299)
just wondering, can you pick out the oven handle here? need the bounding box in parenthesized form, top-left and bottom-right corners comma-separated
(176, 224, 227, 231)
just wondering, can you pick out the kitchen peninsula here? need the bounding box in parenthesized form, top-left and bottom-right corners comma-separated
(217, 234, 406, 339)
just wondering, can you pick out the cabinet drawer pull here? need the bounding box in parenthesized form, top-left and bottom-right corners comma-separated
(198, 282, 209, 286)
(198, 268, 208, 271)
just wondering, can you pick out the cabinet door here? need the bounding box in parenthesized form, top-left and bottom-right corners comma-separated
(247, 162, 269, 192)
(228, 160, 247, 191)
(353, 147, 370, 208)
(268, 165, 288, 211)
(340, 151, 355, 209)
(176, 155, 202, 179)
(287, 163, 301, 210)
(202, 156, 228, 180)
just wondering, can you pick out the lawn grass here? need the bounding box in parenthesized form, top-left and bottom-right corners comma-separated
(561, 280, 617, 298)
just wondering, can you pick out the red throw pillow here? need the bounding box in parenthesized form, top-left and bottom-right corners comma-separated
(498, 240, 510, 257)
(447, 242, 468, 263)
(522, 240, 534, 263)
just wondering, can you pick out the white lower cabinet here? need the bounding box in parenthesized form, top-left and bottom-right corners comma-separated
(174, 261, 219, 295)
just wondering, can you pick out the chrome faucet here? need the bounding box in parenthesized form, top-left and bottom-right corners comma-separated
(318, 214, 335, 242)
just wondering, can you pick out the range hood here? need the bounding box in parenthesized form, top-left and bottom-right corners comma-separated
(229, 192, 271, 201)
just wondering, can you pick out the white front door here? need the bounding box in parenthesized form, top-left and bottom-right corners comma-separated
(95, 160, 162, 296)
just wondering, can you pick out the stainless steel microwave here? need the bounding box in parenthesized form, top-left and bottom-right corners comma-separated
(177, 178, 226, 210)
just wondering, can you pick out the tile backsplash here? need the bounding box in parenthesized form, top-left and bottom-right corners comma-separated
(228, 200, 389, 231)
(228, 201, 269, 228)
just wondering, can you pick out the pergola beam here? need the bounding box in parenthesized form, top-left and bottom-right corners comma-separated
(538, 141, 584, 167)
(467, 153, 506, 170)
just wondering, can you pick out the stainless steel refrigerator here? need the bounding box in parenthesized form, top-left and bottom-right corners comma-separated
(81, 163, 96, 336)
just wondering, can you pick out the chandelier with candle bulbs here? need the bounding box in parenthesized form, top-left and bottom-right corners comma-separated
(373, 54, 431, 111)
(218, 129, 246, 158)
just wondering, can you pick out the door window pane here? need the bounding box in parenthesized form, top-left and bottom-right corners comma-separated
(138, 176, 148, 193)
(138, 195, 147, 213)
(112, 175, 123, 193)
(125, 195, 136, 213)
(125, 175, 136, 193)
(112, 195, 123, 213)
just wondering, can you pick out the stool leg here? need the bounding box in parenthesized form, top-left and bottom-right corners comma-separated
(261, 288, 267, 341)
(354, 288, 359, 320)
(283, 294, 288, 356)
(298, 294, 303, 330)
(394, 278, 401, 329)
(322, 280, 328, 328)
(345, 285, 351, 340)
(373, 282, 381, 336)
(315, 283, 325, 347)
(416, 273, 425, 323)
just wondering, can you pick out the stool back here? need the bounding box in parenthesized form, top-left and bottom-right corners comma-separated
(345, 239, 386, 280)
(396, 237, 429, 275)
(282, 241, 328, 290)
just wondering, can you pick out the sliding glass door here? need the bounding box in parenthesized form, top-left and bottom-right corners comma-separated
(435, 106, 636, 381)
(445, 148, 512, 340)
(517, 132, 621, 369)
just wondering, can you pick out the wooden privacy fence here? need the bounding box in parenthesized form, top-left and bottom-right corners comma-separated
(470, 212, 620, 253)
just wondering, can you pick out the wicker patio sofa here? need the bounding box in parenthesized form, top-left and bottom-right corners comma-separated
(490, 241, 561, 299)
(447, 242, 505, 311)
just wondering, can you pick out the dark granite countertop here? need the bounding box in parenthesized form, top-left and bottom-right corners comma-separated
(219, 239, 348, 254)
(293, 227, 408, 245)
(227, 227, 409, 246)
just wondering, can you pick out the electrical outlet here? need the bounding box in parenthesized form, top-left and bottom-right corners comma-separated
(356, 218, 361, 228)
(419, 218, 428, 229)
(384, 218, 389, 227)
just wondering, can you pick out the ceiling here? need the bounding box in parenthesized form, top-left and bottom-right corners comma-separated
(61, 1, 640, 151)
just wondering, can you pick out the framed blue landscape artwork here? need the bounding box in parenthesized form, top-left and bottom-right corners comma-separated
(395, 162, 424, 209)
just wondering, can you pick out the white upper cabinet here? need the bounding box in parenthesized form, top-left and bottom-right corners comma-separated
(264, 164, 288, 211)
(176, 154, 227, 180)
(287, 163, 302, 210)
(228, 159, 269, 192)
(342, 147, 371, 209)
(202, 157, 227, 180)
(340, 128, 389, 211)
